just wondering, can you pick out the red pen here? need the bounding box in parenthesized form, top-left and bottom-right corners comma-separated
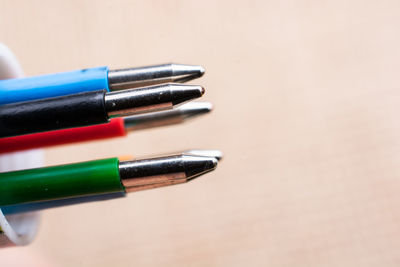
(0, 102, 212, 154)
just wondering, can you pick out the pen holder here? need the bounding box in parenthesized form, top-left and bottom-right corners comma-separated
(0, 43, 43, 247)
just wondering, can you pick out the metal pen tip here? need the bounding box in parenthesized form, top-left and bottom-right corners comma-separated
(183, 155, 218, 180)
(119, 154, 218, 191)
(170, 84, 205, 106)
(170, 63, 205, 83)
(123, 101, 213, 131)
(178, 101, 212, 119)
(104, 83, 204, 118)
(184, 150, 223, 161)
(108, 63, 206, 90)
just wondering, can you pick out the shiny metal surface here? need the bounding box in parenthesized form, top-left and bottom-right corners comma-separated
(108, 63, 205, 90)
(185, 150, 224, 161)
(104, 83, 204, 118)
(123, 101, 212, 131)
(124, 180, 186, 193)
(156, 149, 224, 162)
(119, 154, 218, 191)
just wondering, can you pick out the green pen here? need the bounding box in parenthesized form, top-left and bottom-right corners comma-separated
(0, 153, 218, 207)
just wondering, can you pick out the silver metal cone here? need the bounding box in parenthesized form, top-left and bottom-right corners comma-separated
(108, 63, 205, 90)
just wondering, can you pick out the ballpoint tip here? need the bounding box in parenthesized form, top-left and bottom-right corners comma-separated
(184, 155, 218, 180)
(170, 64, 205, 82)
(185, 150, 223, 161)
(201, 86, 205, 96)
(180, 101, 213, 112)
(198, 66, 206, 77)
(170, 84, 205, 106)
(211, 157, 218, 168)
(120, 154, 219, 192)
(204, 102, 213, 111)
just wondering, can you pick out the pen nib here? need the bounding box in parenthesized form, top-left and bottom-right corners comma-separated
(184, 150, 223, 161)
(120, 154, 219, 190)
(179, 102, 213, 120)
(169, 84, 205, 106)
(183, 155, 218, 180)
(104, 83, 205, 118)
(122, 101, 213, 131)
(109, 63, 205, 90)
(170, 64, 205, 83)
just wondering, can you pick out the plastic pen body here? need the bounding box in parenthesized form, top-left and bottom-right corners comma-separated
(0, 90, 109, 138)
(0, 118, 126, 153)
(0, 158, 124, 207)
(0, 67, 109, 105)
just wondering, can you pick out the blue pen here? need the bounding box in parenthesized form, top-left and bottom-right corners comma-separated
(0, 63, 204, 105)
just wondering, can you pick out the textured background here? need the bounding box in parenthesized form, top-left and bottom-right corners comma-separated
(2, 0, 400, 266)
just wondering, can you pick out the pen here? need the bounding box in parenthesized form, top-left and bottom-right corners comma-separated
(0, 102, 212, 154)
(1, 150, 222, 214)
(0, 153, 218, 207)
(0, 63, 205, 105)
(0, 83, 204, 138)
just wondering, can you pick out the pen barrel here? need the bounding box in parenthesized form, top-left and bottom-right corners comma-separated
(0, 118, 126, 154)
(0, 90, 109, 138)
(0, 66, 109, 105)
(0, 158, 124, 207)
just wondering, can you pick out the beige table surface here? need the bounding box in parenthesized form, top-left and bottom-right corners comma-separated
(2, 0, 400, 266)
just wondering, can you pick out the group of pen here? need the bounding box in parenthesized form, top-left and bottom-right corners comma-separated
(0, 63, 221, 215)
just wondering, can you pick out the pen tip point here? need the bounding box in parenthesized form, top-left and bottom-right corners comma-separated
(184, 155, 219, 180)
(177, 102, 213, 120)
(170, 64, 205, 83)
(170, 84, 205, 106)
(212, 157, 218, 168)
(199, 66, 205, 77)
(201, 86, 205, 96)
(185, 150, 223, 161)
